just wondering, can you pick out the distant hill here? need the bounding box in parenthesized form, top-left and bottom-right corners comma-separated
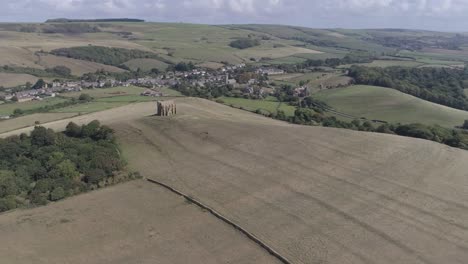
(45, 18, 145, 23)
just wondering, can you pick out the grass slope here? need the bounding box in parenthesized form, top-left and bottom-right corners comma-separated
(314, 85, 468, 127)
(0, 180, 279, 264)
(220, 96, 296, 116)
(3, 98, 468, 263)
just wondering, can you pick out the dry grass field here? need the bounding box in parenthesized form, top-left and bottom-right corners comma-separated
(0, 72, 39, 87)
(0, 113, 77, 134)
(2, 98, 468, 263)
(0, 180, 279, 264)
(37, 54, 125, 75)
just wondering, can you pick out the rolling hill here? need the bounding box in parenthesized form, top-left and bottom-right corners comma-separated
(1, 22, 467, 79)
(2, 98, 468, 263)
(314, 85, 468, 128)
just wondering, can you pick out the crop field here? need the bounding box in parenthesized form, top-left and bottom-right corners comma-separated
(51, 101, 129, 113)
(62, 86, 147, 98)
(0, 72, 39, 87)
(0, 180, 279, 264)
(0, 97, 67, 115)
(219, 97, 296, 116)
(114, 99, 468, 264)
(2, 98, 468, 263)
(314, 85, 468, 127)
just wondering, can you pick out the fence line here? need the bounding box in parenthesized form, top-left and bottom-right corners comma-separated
(146, 178, 292, 264)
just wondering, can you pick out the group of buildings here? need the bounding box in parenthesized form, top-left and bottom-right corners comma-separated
(1, 63, 300, 105)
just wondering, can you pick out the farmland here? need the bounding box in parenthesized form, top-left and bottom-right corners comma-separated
(314, 85, 468, 127)
(219, 96, 296, 116)
(0, 97, 67, 115)
(0, 180, 279, 264)
(2, 98, 468, 263)
(5, 21, 468, 264)
(0, 73, 39, 87)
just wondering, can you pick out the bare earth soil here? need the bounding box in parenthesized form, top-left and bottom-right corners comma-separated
(0, 180, 280, 264)
(2, 98, 468, 263)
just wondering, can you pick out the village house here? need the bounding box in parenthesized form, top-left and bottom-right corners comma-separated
(141, 89, 163, 97)
(256, 68, 285, 76)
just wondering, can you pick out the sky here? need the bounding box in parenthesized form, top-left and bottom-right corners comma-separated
(1, 0, 468, 31)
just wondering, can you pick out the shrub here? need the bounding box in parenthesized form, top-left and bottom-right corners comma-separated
(229, 38, 261, 49)
(50, 187, 65, 201)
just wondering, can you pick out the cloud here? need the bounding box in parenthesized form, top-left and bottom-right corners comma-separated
(1, 0, 468, 30)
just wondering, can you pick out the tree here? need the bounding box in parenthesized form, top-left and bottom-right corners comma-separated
(55, 160, 80, 179)
(11, 96, 18, 102)
(84, 168, 106, 185)
(462, 120, 468, 129)
(51, 65, 71, 76)
(50, 187, 65, 201)
(13, 108, 24, 116)
(78, 93, 93, 102)
(65, 122, 81, 137)
(0, 171, 17, 198)
(81, 120, 100, 138)
(32, 79, 46, 89)
(31, 126, 56, 146)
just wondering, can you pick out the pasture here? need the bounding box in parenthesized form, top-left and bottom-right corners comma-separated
(0, 72, 39, 87)
(2, 98, 468, 263)
(0, 97, 67, 115)
(62, 86, 147, 98)
(0, 180, 279, 264)
(0, 112, 76, 133)
(37, 54, 125, 76)
(314, 85, 468, 127)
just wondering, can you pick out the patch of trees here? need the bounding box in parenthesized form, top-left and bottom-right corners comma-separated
(348, 66, 468, 110)
(0, 65, 73, 79)
(50, 46, 171, 68)
(46, 18, 145, 23)
(167, 62, 195, 72)
(173, 81, 230, 99)
(82, 68, 160, 82)
(0, 121, 137, 212)
(42, 23, 100, 34)
(274, 52, 376, 73)
(229, 38, 261, 49)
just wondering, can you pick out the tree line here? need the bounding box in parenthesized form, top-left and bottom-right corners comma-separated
(270, 97, 468, 151)
(348, 66, 468, 110)
(50, 46, 172, 68)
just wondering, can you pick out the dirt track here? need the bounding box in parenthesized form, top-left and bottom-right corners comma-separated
(3, 98, 468, 263)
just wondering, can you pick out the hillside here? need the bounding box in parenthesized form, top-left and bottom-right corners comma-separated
(2, 98, 468, 263)
(0, 180, 279, 264)
(314, 85, 468, 127)
(2, 22, 468, 81)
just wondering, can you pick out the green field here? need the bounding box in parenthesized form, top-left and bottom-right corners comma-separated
(62, 86, 147, 98)
(219, 97, 296, 116)
(0, 97, 67, 115)
(51, 101, 128, 113)
(314, 85, 468, 128)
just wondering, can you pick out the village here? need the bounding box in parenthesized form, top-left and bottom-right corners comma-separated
(0, 63, 316, 110)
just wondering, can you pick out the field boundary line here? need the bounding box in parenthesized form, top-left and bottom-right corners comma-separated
(146, 178, 292, 264)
